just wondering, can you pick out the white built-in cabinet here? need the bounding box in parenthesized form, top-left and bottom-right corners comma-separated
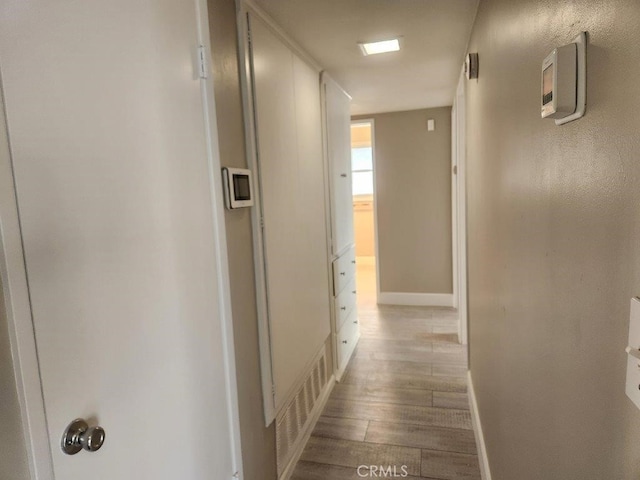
(242, 6, 360, 429)
(241, 6, 361, 475)
(247, 13, 331, 418)
(322, 74, 360, 379)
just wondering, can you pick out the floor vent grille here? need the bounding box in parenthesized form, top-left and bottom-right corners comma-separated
(276, 351, 328, 476)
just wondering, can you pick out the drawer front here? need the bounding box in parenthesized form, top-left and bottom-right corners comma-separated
(337, 309, 359, 370)
(332, 246, 356, 295)
(335, 278, 357, 331)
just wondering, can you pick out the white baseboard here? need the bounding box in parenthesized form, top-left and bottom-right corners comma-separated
(468, 371, 492, 480)
(278, 375, 335, 480)
(378, 292, 454, 307)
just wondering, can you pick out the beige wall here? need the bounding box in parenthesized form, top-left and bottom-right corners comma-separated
(467, 0, 640, 478)
(208, 2, 277, 479)
(354, 108, 452, 294)
(0, 87, 30, 480)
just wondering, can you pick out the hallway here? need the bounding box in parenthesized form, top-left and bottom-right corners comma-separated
(292, 260, 480, 479)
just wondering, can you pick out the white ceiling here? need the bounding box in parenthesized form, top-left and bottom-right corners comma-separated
(250, 0, 479, 115)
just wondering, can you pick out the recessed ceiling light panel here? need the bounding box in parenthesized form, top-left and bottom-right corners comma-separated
(358, 38, 400, 56)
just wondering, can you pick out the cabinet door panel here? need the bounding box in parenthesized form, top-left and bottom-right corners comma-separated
(324, 76, 355, 255)
(335, 278, 357, 331)
(332, 245, 357, 295)
(250, 14, 330, 409)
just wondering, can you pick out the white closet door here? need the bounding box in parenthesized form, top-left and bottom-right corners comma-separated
(0, 0, 239, 478)
(249, 14, 330, 409)
(324, 76, 355, 256)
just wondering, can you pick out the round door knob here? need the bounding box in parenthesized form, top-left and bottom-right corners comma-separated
(61, 419, 106, 455)
(82, 426, 106, 452)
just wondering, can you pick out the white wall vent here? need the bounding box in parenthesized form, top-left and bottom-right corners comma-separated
(275, 351, 328, 476)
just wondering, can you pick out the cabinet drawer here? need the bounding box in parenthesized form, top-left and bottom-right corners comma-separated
(332, 246, 356, 295)
(337, 309, 359, 371)
(335, 278, 357, 331)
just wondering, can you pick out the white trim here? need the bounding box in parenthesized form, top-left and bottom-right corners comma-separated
(0, 66, 54, 480)
(378, 292, 454, 307)
(451, 104, 458, 310)
(235, 3, 278, 426)
(468, 371, 492, 480)
(453, 68, 469, 345)
(195, 0, 245, 477)
(278, 375, 335, 480)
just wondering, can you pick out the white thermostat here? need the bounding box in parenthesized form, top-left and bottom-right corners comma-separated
(222, 167, 254, 209)
(541, 32, 587, 125)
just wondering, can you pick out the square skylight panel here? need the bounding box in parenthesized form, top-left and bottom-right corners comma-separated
(359, 38, 400, 56)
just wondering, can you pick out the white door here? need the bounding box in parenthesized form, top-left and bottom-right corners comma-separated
(0, 1, 241, 479)
(323, 74, 355, 257)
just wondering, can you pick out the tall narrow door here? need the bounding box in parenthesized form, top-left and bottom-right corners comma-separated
(323, 75, 355, 257)
(0, 1, 239, 478)
(248, 13, 330, 411)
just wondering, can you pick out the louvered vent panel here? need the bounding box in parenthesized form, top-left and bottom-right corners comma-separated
(275, 350, 328, 476)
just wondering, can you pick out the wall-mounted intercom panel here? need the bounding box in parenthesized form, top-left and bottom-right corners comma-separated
(541, 32, 587, 126)
(222, 167, 254, 209)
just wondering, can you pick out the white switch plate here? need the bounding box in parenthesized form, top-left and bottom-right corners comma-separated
(427, 119, 435, 131)
(625, 297, 640, 409)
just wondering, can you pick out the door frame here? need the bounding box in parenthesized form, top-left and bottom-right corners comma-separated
(0, 0, 244, 477)
(0, 64, 55, 480)
(452, 69, 469, 345)
(234, 1, 279, 426)
(349, 119, 379, 302)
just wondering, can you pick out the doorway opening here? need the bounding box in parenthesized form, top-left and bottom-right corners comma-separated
(350, 120, 377, 308)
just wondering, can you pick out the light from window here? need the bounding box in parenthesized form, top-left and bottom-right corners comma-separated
(351, 147, 373, 196)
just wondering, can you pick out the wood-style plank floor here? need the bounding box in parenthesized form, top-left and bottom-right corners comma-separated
(291, 258, 481, 480)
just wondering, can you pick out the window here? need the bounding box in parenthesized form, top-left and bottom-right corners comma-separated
(351, 147, 373, 196)
(351, 123, 373, 196)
